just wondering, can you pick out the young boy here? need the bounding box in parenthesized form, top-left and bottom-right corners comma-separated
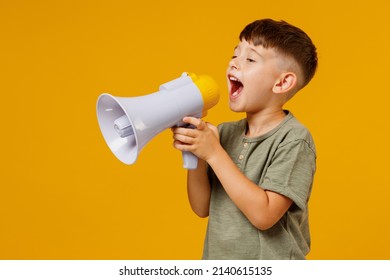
(172, 19, 318, 259)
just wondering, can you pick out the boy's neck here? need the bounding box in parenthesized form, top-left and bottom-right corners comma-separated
(245, 108, 286, 137)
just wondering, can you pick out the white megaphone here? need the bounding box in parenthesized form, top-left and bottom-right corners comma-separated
(96, 72, 219, 169)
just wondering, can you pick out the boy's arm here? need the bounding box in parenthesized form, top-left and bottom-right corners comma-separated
(186, 159, 211, 218)
(206, 147, 293, 230)
(172, 127, 211, 218)
(173, 117, 293, 230)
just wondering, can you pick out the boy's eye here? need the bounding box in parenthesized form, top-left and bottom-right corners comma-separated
(231, 55, 237, 59)
(247, 58, 255, 63)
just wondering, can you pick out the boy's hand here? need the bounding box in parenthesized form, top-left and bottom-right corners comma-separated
(172, 116, 220, 162)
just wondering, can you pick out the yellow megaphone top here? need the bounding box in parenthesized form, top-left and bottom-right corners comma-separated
(187, 73, 220, 111)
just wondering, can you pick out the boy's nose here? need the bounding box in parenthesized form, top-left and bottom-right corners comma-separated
(229, 59, 240, 70)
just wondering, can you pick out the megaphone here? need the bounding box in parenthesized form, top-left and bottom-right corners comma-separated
(96, 72, 219, 169)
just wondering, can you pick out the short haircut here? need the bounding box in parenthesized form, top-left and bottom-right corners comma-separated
(240, 19, 318, 89)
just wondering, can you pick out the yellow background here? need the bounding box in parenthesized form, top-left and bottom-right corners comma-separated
(1, 0, 389, 259)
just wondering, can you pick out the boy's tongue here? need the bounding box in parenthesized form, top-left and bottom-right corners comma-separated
(231, 80, 243, 97)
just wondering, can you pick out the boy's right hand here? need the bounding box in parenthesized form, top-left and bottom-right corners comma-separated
(171, 117, 220, 163)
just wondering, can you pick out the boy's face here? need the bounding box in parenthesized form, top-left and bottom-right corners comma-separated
(227, 40, 285, 113)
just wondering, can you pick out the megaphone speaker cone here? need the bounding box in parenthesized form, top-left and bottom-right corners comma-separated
(96, 94, 139, 164)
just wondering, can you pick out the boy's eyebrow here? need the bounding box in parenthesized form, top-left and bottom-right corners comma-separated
(233, 44, 263, 58)
(249, 47, 263, 58)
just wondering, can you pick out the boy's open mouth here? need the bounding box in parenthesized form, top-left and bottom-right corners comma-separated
(229, 75, 243, 98)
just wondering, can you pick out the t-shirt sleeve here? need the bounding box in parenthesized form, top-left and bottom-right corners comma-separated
(261, 139, 316, 209)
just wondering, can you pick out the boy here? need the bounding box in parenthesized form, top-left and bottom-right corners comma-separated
(172, 19, 318, 259)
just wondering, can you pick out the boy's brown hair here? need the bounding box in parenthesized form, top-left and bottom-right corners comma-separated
(240, 19, 318, 89)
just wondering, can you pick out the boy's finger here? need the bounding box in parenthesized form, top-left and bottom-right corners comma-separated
(182, 116, 199, 126)
(174, 133, 195, 145)
(173, 140, 191, 152)
(182, 116, 206, 130)
(173, 126, 197, 136)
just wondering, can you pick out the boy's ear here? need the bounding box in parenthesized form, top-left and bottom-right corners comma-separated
(272, 72, 297, 94)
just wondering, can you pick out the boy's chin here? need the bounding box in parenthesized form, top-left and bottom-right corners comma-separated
(228, 102, 245, 113)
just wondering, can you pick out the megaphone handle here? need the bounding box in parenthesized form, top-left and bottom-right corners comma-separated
(182, 151, 198, 170)
(178, 122, 199, 170)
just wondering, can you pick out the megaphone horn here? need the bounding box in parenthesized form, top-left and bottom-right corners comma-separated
(96, 72, 219, 169)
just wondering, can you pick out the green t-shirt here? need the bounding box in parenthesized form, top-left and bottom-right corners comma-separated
(203, 111, 316, 260)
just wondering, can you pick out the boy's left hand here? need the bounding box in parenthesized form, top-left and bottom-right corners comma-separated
(172, 116, 220, 162)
